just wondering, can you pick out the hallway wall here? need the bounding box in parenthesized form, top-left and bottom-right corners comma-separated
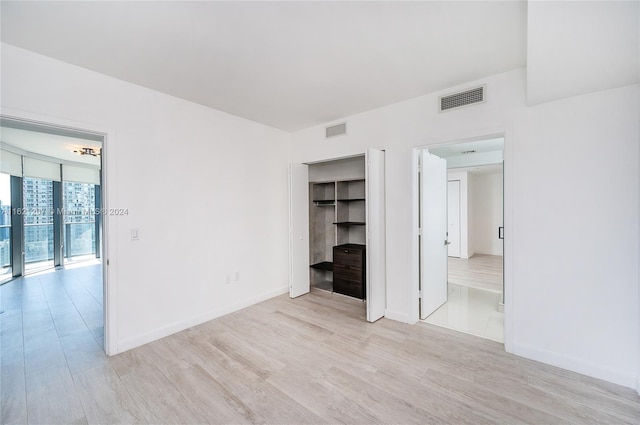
(470, 171, 503, 256)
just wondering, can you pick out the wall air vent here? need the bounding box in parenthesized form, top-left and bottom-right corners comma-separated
(325, 122, 347, 139)
(439, 85, 486, 112)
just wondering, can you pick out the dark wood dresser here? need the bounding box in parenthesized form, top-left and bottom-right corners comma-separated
(333, 244, 366, 299)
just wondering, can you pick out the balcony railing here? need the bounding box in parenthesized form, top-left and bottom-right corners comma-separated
(0, 224, 10, 269)
(24, 223, 54, 263)
(0, 221, 96, 271)
(64, 222, 96, 258)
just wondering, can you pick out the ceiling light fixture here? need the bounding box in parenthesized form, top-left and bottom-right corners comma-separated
(73, 147, 100, 157)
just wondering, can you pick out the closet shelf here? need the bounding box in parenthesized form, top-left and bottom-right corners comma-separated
(336, 198, 365, 202)
(310, 261, 333, 271)
(333, 221, 366, 226)
(313, 200, 336, 206)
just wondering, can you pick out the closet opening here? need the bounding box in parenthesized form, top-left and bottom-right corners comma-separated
(309, 157, 366, 298)
(289, 149, 386, 322)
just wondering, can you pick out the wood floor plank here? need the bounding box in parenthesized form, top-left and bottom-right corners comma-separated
(170, 335, 325, 424)
(363, 364, 498, 425)
(421, 368, 567, 425)
(164, 364, 254, 424)
(321, 365, 443, 424)
(471, 366, 632, 424)
(527, 373, 640, 423)
(267, 364, 388, 425)
(108, 346, 156, 378)
(72, 364, 145, 425)
(119, 364, 204, 424)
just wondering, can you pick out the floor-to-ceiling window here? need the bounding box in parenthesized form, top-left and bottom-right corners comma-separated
(63, 181, 97, 263)
(23, 177, 55, 274)
(0, 173, 12, 282)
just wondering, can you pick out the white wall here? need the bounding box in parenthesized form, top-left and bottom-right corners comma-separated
(470, 171, 503, 256)
(527, 1, 639, 105)
(447, 171, 470, 259)
(512, 85, 639, 389)
(1, 44, 292, 353)
(291, 69, 640, 389)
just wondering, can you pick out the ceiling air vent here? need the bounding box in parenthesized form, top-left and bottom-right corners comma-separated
(439, 85, 486, 112)
(325, 122, 347, 139)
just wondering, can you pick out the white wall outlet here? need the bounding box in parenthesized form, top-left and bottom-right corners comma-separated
(234, 271, 240, 282)
(130, 228, 140, 241)
(225, 275, 231, 284)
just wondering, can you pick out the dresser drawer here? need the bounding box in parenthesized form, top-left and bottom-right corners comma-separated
(333, 249, 363, 268)
(333, 264, 361, 281)
(334, 278, 364, 299)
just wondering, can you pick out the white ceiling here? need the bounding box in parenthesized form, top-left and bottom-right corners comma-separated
(1, 126, 102, 167)
(449, 164, 503, 175)
(428, 137, 504, 159)
(0, 1, 527, 131)
(429, 137, 504, 170)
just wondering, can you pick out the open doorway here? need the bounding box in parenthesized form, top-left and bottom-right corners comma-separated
(418, 137, 504, 342)
(0, 117, 106, 350)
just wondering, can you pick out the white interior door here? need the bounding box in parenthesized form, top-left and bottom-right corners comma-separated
(288, 163, 310, 298)
(447, 180, 461, 258)
(420, 151, 448, 320)
(365, 149, 386, 322)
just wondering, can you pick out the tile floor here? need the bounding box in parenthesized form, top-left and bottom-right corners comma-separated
(1, 260, 104, 424)
(423, 283, 504, 342)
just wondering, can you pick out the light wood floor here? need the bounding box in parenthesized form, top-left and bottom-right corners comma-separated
(2, 267, 639, 424)
(448, 254, 503, 293)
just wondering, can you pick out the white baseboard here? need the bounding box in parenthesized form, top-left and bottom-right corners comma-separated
(513, 342, 637, 390)
(116, 285, 289, 354)
(384, 309, 411, 324)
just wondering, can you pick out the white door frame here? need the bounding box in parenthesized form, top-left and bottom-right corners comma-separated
(288, 163, 310, 298)
(0, 109, 117, 356)
(411, 130, 514, 353)
(447, 179, 461, 258)
(365, 148, 386, 322)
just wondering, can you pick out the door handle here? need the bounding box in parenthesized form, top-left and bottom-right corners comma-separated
(444, 240, 451, 246)
(498, 227, 504, 240)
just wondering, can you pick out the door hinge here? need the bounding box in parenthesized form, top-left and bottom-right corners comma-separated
(418, 290, 423, 298)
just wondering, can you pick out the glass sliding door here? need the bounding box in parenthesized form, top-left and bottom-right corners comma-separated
(63, 181, 97, 263)
(0, 173, 12, 282)
(23, 177, 55, 274)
